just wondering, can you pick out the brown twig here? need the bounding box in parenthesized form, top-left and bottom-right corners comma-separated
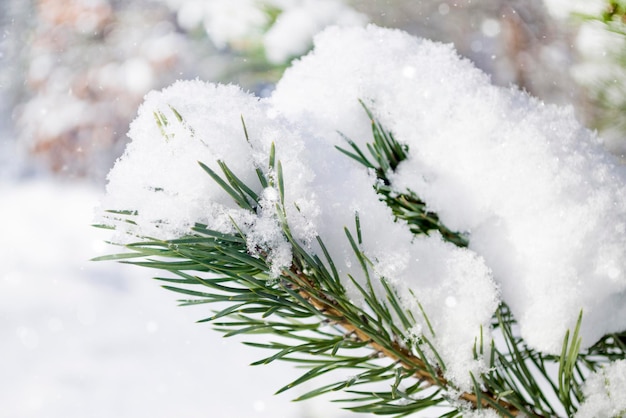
(288, 267, 527, 417)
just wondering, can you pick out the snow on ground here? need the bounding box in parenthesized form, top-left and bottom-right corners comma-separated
(0, 179, 348, 418)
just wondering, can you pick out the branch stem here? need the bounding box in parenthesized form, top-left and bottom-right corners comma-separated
(289, 267, 526, 416)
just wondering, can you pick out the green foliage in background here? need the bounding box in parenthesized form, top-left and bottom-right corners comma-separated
(577, 0, 626, 147)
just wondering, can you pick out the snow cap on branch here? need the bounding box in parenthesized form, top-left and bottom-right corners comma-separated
(101, 24, 626, 392)
(271, 24, 626, 354)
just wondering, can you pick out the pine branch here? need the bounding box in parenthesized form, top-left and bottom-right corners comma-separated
(98, 217, 521, 416)
(97, 102, 626, 417)
(336, 100, 469, 248)
(97, 128, 519, 415)
(334, 102, 626, 417)
(97, 107, 521, 415)
(288, 242, 524, 416)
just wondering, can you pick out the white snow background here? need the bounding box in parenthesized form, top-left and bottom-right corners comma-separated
(3, 11, 626, 416)
(0, 178, 350, 417)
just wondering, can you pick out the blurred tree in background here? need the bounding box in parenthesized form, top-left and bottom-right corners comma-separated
(0, 0, 624, 182)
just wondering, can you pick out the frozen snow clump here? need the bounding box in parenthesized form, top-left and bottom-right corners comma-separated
(100, 80, 317, 275)
(271, 25, 626, 353)
(101, 37, 501, 390)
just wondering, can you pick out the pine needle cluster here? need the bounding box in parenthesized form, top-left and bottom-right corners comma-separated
(96, 103, 626, 417)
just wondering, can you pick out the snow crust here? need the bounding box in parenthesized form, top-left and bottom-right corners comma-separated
(101, 25, 626, 391)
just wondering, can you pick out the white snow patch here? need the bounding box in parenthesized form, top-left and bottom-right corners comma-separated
(101, 25, 626, 392)
(271, 25, 626, 354)
(576, 360, 626, 418)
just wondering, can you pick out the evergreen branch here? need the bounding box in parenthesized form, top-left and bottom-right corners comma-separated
(102, 173, 519, 418)
(583, 330, 626, 367)
(336, 102, 469, 247)
(198, 161, 256, 211)
(98, 104, 626, 417)
(332, 102, 625, 417)
(557, 311, 584, 415)
(482, 305, 596, 417)
(488, 307, 557, 416)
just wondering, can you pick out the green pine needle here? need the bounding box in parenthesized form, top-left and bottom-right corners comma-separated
(96, 100, 626, 418)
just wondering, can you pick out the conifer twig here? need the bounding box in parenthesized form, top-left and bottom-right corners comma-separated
(287, 265, 524, 416)
(97, 103, 626, 417)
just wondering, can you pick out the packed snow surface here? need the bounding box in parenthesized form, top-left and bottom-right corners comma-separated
(101, 25, 626, 391)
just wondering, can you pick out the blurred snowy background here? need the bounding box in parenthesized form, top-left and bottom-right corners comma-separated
(0, 0, 624, 417)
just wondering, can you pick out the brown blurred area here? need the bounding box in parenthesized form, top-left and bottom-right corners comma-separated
(1, 0, 622, 182)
